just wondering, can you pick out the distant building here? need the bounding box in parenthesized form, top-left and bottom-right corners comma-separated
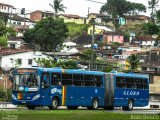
(141, 49, 160, 108)
(7, 14, 34, 36)
(59, 14, 87, 24)
(88, 13, 112, 26)
(103, 32, 124, 44)
(30, 10, 54, 21)
(0, 2, 14, 14)
(125, 15, 150, 26)
(61, 42, 78, 53)
(134, 35, 156, 48)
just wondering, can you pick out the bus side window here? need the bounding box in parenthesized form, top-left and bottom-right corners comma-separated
(116, 77, 126, 88)
(73, 74, 83, 86)
(62, 74, 72, 85)
(84, 75, 94, 86)
(135, 78, 143, 89)
(126, 77, 136, 89)
(142, 79, 148, 89)
(95, 76, 102, 87)
(51, 73, 61, 85)
(42, 73, 50, 88)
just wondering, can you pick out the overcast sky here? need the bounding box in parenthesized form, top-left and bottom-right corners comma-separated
(0, 0, 158, 17)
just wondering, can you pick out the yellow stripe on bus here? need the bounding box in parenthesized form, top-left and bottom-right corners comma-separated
(62, 69, 65, 73)
(62, 86, 66, 106)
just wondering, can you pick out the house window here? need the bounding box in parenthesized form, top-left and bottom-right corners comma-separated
(4, 7, 6, 10)
(42, 13, 45, 17)
(10, 44, 16, 49)
(17, 59, 22, 65)
(17, 22, 21, 25)
(28, 59, 32, 65)
(90, 30, 93, 34)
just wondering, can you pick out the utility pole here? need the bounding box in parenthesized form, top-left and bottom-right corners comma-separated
(90, 15, 96, 70)
(91, 22, 95, 70)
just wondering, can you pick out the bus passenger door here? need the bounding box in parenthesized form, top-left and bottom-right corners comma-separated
(104, 74, 114, 107)
(41, 72, 51, 105)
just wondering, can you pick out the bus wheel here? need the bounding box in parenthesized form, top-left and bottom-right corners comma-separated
(27, 105, 35, 110)
(92, 98, 99, 110)
(127, 99, 134, 111)
(104, 106, 114, 110)
(67, 106, 78, 110)
(49, 98, 59, 110)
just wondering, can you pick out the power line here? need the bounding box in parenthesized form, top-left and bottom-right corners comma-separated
(85, 0, 106, 4)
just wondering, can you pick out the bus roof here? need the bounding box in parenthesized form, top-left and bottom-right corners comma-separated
(37, 67, 105, 75)
(13, 67, 148, 78)
(111, 73, 149, 79)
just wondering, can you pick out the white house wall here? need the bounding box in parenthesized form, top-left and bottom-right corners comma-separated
(0, 51, 49, 68)
(7, 41, 21, 49)
(0, 5, 13, 13)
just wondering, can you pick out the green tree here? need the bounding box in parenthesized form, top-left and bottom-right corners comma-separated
(0, 36, 7, 49)
(0, 17, 16, 37)
(80, 49, 97, 62)
(148, 0, 159, 22)
(49, 0, 66, 18)
(66, 22, 88, 39)
(6, 27, 16, 37)
(111, 42, 121, 50)
(156, 9, 160, 23)
(0, 19, 7, 36)
(23, 17, 68, 52)
(142, 22, 160, 35)
(35, 57, 56, 68)
(127, 54, 140, 70)
(35, 57, 78, 69)
(55, 60, 78, 69)
(100, 0, 146, 29)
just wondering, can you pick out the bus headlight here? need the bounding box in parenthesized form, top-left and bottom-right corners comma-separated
(32, 94, 40, 100)
(12, 94, 17, 100)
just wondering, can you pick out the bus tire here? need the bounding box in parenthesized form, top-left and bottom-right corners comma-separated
(49, 97, 59, 110)
(67, 106, 78, 110)
(92, 98, 99, 110)
(104, 106, 114, 110)
(27, 105, 36, 110)
(127, 99, 134, 111)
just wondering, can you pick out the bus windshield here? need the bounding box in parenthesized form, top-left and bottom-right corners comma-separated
(13, 74, 40, 92)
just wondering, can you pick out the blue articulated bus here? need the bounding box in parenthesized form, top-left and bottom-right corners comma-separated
(12, 68, 149, 110)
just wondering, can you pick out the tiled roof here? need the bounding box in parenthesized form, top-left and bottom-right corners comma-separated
(0, 2, 13, 7)
(125, 15, 150, 20)
(31, 10, 54, 14)
(0, 48, 31, 56)
(88, 13, 108, 17)
(12, 14, 33, 22)
(59, 14, 81, 19)
(135, 35, 153, 41)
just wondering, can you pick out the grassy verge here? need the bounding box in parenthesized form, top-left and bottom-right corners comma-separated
(0, 110, 159, 120)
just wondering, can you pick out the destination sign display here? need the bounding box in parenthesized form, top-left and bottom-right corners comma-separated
(16, 68, 37, 73)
